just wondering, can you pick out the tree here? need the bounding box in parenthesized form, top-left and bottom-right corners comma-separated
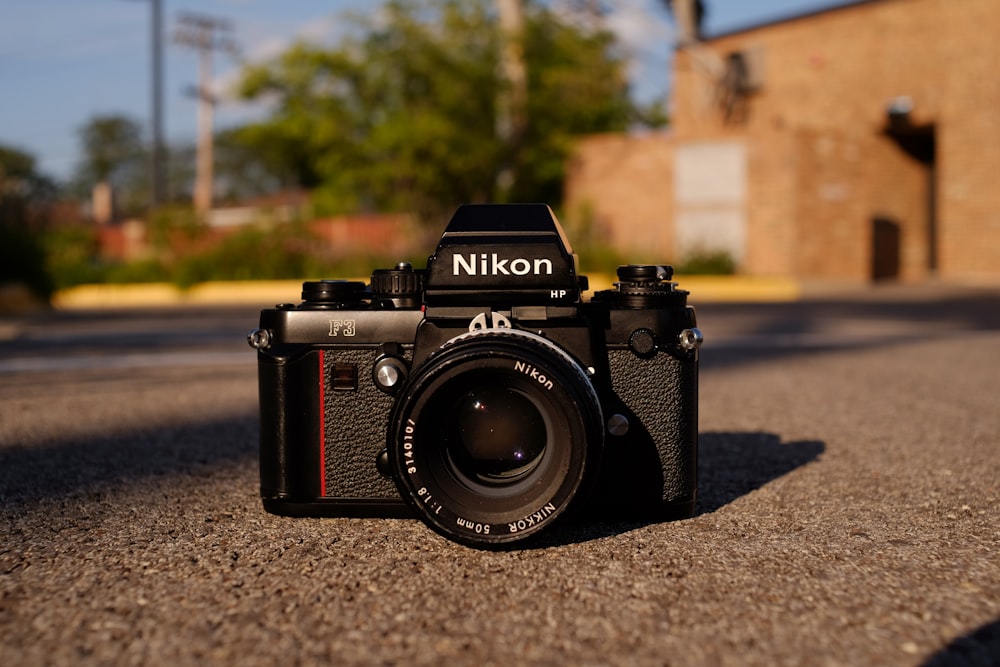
(213, 128, 287, 204)
(73, 114, 147, 217)
(0, 144, 55, 216)
(0, 144, 56, 232)
(0, 144, 55, 298)
(235, 0, 637, 222)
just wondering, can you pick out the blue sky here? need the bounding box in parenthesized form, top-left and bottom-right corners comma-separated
(0, 0, 835, 182)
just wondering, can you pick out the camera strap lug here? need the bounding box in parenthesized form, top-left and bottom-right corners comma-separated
(678, 328, 704, 351)
(469, 311, 512, 332)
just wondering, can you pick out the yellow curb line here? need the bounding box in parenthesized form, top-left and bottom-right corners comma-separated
(672, 275, 802, 302)
(51, 281, 310, 309)
(50, 275, 801, 310)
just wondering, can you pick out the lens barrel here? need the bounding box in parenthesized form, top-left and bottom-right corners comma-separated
(387, 328, 603, 547)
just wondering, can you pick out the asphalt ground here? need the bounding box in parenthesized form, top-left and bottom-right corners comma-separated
(1, 285, 998, 666)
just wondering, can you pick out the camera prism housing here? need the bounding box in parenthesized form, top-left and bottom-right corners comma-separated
(250, 204, 701, 547)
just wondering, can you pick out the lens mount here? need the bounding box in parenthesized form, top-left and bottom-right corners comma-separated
(387, 328, 603, 547)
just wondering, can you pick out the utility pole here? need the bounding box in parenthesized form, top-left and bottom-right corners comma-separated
(175, 13, 236, 215)
(127, 0, 166, 209)
(151, 0, 165, 208)
(496, 0, 527, 197)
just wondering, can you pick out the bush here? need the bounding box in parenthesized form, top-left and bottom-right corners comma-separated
(102, 258, 170, 284)
(675, 249, 736, 275)
(168, 222, 421, 288)
(41, 224, 103, 290)
(42, 226, 172, 289)
(0, 222, 54, 300)
(170, 225, 323, 288)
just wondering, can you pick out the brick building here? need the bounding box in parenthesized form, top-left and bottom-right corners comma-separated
(565, 0, 1000, 283)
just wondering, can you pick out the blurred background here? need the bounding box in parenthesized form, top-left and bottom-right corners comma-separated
(2, 0, 997, 308)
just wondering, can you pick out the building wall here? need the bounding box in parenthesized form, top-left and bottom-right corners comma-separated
(567, 0, 1000, 282)
(935, 1, 1000, 282)
(564, 133, 674, 262)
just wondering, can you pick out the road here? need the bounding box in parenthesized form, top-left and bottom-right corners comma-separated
(1, 285, 998, 666)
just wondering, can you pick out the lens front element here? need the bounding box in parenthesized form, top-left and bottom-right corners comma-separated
(388, 328, 603, 547)
(450, 386, 548, 485)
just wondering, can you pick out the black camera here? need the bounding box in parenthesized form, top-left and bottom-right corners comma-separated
(248, 204, 702, 548)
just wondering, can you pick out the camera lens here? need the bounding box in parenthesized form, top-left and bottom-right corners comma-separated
(387, 329, 603, 547)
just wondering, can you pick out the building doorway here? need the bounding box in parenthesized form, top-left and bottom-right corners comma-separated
(880, 120, 937, 280)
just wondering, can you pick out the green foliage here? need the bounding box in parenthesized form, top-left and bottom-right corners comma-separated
(76, 115, 143, 183)
(40, 224, 103, 290)
(0, 222, 53, 299)
(147, 205, 209, 251)
(1, 144, 56, 300)
(71, 114, 149, 215)
(37, 217, 413, 291)
(632, 97, 670, 129)
(101, 259, 171, 285)
(558, 202, 626, 274)
(171, 224, 317, 288)
(214, 128, 288, 203)
(236, 0, 638, 222)
(39, 224, 167, 290)
(675, 249, 736, 275)
(36, 221, 737, 294)
(574, 243, 629, 278)
(1, 144, 57, 213)
(167, 221, 424, 288)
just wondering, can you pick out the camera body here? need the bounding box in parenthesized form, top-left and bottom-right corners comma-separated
(250, 204, 701, 547)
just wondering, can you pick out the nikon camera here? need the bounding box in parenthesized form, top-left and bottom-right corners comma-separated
(248, 204, 702, 548)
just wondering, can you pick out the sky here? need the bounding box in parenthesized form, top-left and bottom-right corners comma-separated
(0, 0, 837, 183)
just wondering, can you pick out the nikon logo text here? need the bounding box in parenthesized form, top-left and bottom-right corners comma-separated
(453, 253, 553, 277)
(514, 360, 554, 390)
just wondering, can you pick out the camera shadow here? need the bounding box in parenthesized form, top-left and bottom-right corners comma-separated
(0, 414, 258, 511)
(696, 431, 825, 515)
(532, 431, 825, 548)
(920, 616, 1000, 667)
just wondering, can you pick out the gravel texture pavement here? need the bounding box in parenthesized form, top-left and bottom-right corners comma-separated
(1, 290, 998, 666)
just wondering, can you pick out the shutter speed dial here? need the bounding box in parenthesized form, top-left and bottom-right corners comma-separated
(371, 262, 424, 308)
